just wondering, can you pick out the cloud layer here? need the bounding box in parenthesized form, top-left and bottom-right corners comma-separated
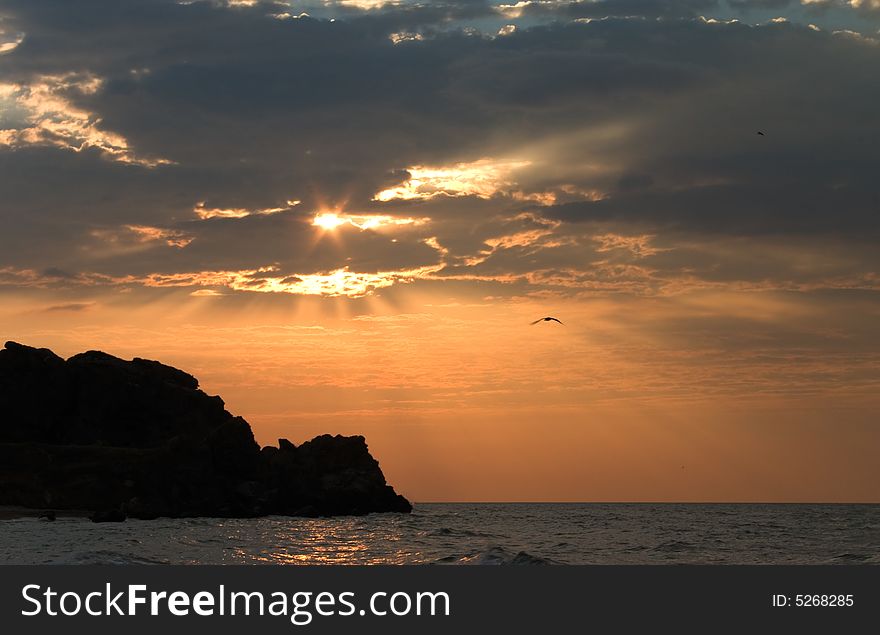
(1, 0, 878, 302)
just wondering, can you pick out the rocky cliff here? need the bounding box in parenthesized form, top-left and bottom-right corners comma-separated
(0, 341, 411, 519)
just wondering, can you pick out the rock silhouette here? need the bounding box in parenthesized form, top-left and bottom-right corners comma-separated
(0, 341, 411, 519)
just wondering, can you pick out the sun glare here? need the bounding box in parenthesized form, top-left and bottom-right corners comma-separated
(312, 213, 347, 230)
(312, 212, 428, 232)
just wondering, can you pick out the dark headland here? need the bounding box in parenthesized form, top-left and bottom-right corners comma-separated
(0, 341, 411, 521)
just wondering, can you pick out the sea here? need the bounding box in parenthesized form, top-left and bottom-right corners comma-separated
(1, 503, 878, 565)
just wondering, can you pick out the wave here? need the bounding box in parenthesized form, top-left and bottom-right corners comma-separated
(434, 546, 555, 565)
(431, 527, 495, 538)
(652, 540, 696, 553)
(45, 550, 168, 565)
(5, 503, 879, 565)
(824, 552, 876, 563)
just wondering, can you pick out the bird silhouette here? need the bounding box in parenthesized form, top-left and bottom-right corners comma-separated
(756, 131, 765, 136)
(531, 317, 564, 325)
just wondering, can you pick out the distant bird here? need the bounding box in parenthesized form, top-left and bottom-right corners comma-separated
(756, 131, 765, 136)
(531, 317, 564, 325)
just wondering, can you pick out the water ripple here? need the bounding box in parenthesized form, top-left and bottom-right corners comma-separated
(1, 503, 878, 565)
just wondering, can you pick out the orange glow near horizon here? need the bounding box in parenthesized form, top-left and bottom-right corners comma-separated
(1, 284, 879, 503)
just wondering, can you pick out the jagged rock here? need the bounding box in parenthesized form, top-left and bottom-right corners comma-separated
(0, 341, 411, 518)
(264, 435, 411, 516)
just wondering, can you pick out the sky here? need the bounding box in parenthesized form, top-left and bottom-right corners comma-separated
(1, 0, 879, 502)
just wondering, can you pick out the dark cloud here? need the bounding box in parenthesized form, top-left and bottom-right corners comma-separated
(727, 0, 794, 9)
(0, 0, 878, 298)
(542, 180, 880, 237)
(510, 0, 721, 20)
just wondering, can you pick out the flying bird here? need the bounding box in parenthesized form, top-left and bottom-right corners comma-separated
(756, 131, 765, 136)
(531, 317, 564, 325)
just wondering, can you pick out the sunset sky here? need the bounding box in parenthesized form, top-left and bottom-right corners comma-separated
(1, 0, 879, 502)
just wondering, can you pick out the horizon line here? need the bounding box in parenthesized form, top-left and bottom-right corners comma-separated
(410, 501, 880, 505)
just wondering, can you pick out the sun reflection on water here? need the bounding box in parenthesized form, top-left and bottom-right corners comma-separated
(223, 515, 427, 565)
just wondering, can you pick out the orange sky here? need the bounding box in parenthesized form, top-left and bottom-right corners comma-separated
(2, 279, 878, 502)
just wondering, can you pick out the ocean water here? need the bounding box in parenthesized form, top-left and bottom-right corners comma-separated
(1, 503, 878, 565)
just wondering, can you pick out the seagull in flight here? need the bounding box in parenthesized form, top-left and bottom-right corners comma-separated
(531, 317, 564, 325)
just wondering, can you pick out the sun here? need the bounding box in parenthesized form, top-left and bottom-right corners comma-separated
(312, 212, 346, 231)
(311, 210, 430, 232)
